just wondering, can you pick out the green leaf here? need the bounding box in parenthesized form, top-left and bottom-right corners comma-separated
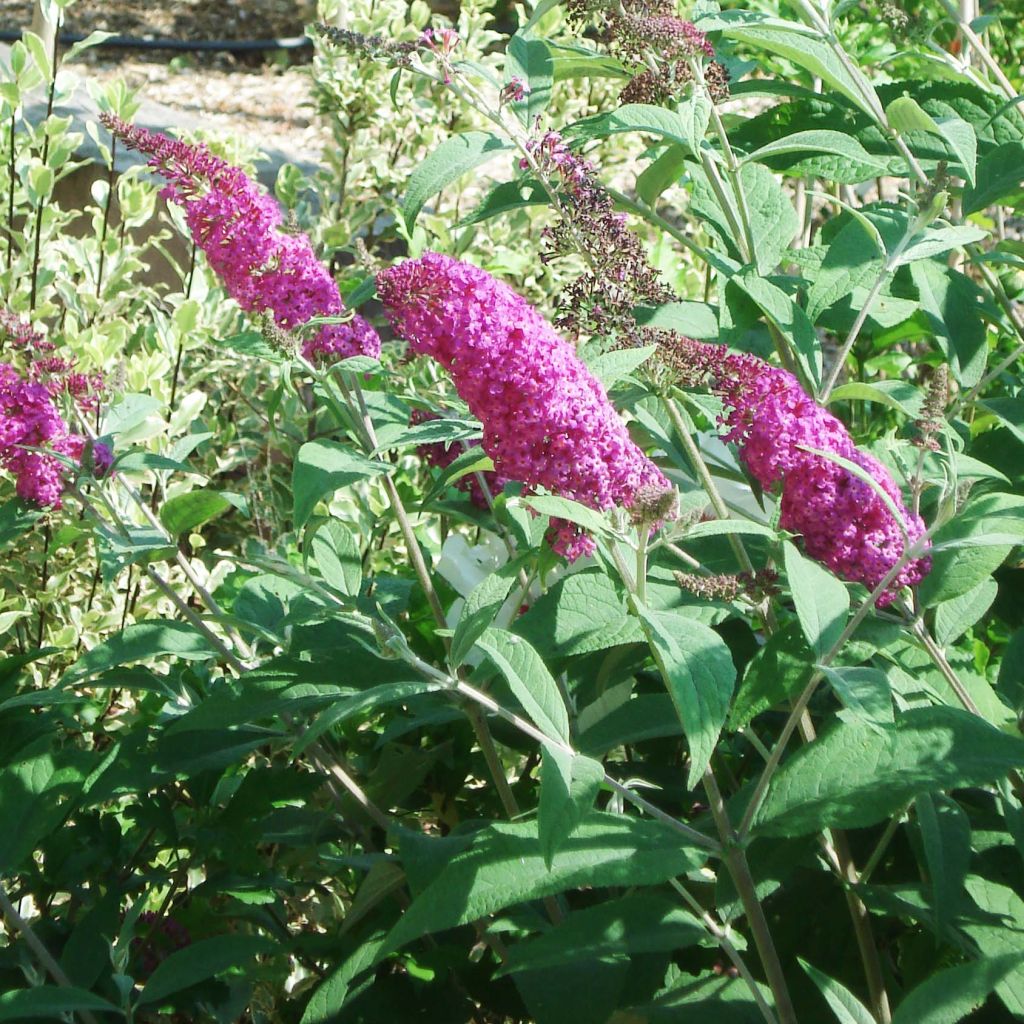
(67, 620, 218, 682)
(0, 751, 88, 875)
(310, 519, 362, 596)
(299, 932, 387, 1024)
(961, 877, 1024, 1015)
(886, 94, 940, 134)
(730, 271, 822, 387)
(402, 131, 512, 230)
(638, 606, 736, 787)
(477, 628, 570, 743)
(783, 541, 849, 661)
(805, 217, 884, 325)
(159, 490, 232, 537)
(461, 178, 549, 225)
(730, 622, 814, 731)
(292, 681, 442, 758)
(585, 344, 658, 388)
(755, 706, 1024, 837)
(293, 440, 389, 529)
(520, 493, 610, 539)
(0, 498, 42, 549)
(892, 953, 1024, 1024)
(920, 493, 1024, 605)
(538, 743, 604, 867)
(384, 815, 707, 952)
(0, 987, 122, 1021)
(934, 579, 998, 646)
(515, 570, 641, 659)
(979, 397, 1024, 447)
(497, 892, 704, 977)
(566, 104, 708, 154)
(821, 665, 894, 727)
(915, 792, 970, 941)
(897, 225, 989, 266)
(742, 130, 886, 175)
(505, 35, 553, 126)
(800, 958, 876, 1024)
(137, 934, 277, 1006)
(636, 144, 689, 206)
(963, 141, 1024, 214)
(634, 300, 720, 339)
(545, 41, 628, 81)
(711, 15, 878, 116)
(452, 556, 527, 665)
(827, 380, 924, 418)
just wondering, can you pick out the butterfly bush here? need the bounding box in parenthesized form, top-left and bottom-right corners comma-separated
(0, 362, 109, 507)
(664, 335, 930, 603)
(378, 252, 671, 559)
(100, 115, 380, 364)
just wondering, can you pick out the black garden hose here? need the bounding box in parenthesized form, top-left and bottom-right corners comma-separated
(0, 30, 313, 52)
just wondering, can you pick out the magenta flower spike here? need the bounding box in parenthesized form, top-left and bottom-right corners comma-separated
(378, 252, 671, 559)
(0, 363, 110, 507)
(716, 354, 930, 604)
(100, 115, 380, 364)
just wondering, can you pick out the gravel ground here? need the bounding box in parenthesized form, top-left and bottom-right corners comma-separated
(0, 1, 317, 47)
(1, 2, 329, 163)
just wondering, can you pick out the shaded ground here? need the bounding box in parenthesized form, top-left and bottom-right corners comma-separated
(0, 0, 317, 46)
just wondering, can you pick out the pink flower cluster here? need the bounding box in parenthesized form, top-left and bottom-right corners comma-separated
(0, 362, 110, 507)
(1, 311, 106, 413)
(378, 252, 670, 559)
(100, 115, 380, 365)
(715, 353, 930, 603)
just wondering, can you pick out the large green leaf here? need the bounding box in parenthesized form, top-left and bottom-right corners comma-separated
(0, 987, 122, 1021)
(384, 815, 707, 952)
(137, 934, 277, 1006)
(0, 751, 88, 874)
(915, 792, 971, 941)
(476, 628, 570, 744)
(892, 953, 1024, 1024)
(961, 877, 1024, 1015)
(299, 931, 387, 1024)
(920, 493, 1024, 606)
(783, 541, 849, 661)
(402, 131, 513, 229)
(755, 706, 1024, 836)
(800, 959, 876, 1024)
(497, 892, 704, 976)
(292, 440, 389, 529)
(566, 103, 707, 155)
(66, 620, 218, 681)
(159, 490, 232, 537)
(639, 605, 736, 787)
(962, 141, 1024, 214)
(537, 743, 604, 867)
(515, 570, 642, 659)
(705, 13, 878, 116)
(742, 129, 887, 175)
(805, 217, 884, 325)
(730, 621, 814, 731)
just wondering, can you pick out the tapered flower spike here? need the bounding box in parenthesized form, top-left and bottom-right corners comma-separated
(378, 252, 672, 559)
(100, 115, 380, 364)
(665, 336, 931, 604)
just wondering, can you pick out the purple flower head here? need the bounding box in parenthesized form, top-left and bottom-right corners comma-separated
(0, 363, 108, 507)
(100, 115, 380, 365)
(0, 310, 55, 352)
(715, 353, 930, 604)
(378, 252, 671, 559)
